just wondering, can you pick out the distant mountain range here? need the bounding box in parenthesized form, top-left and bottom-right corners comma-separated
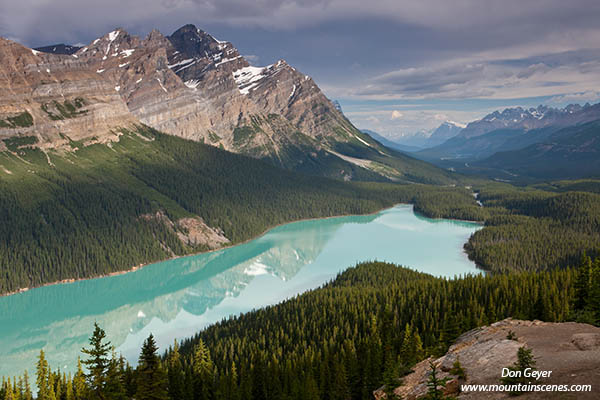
(391, 121, 465, 148)
(413, 103, 600, 181)
(418, 103, 600, 161)
(475, 119, 600, 180)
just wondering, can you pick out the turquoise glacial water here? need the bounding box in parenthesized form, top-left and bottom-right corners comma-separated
(0, 204, 481, 377)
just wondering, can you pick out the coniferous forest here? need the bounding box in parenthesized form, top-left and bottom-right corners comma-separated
(2, 257, 599, 400)
(2, 126, 600, 295)
(2, 127, 600, 400)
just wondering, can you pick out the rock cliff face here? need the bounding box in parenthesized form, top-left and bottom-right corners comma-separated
(375, 318, 600, 399)
(1, 24, 443, 182)
(0, 37, 137, 148)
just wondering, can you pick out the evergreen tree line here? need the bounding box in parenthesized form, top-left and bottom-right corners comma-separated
(4, 257, 599, 400)
(465, 186, 600, 272)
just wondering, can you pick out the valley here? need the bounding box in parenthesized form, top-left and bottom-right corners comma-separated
(1, 7, 600, 400)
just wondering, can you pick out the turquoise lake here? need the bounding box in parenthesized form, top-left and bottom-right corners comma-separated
(0, 205, 481, 378)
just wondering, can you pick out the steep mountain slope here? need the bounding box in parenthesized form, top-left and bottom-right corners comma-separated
(5, 26, 455, 183)
(418, 104, 600, 161)
(476, 120, 600, 180)
(425, 120, 465, 146)
(0, 37, 138, 147)
(0, 125, 409, 296)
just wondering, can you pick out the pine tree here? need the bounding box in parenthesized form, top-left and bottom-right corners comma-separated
(135, 334, 168, 400)
(424, 362, 453, 400)
(4, 377, 14, 400)
(65, 374, 74, 400)
(121, 360, 137, 399)
(330, 359, 351, 400)
(193, 339, 215, 400)
(46, 374, 56, 400)
(104, 350, 127, 400)
(16, 376, 25, 400)
(167, 340, 185, 400)
(399, 324, 415, 366)
(501, 346, 536, 395)
(449, 357, 466, 381)
(36, 350, 49, 400)
(22, 371, 32, 400)
(218, 362, 239, 400)
(303, 374, 320, 400)
(81, 323, 111, 400)
(588, 263, 600, 322)
(413, 330, 426, 362)
(381, 356, 401, 400)
(72, 358, 87, 400)
(574, 255, 592, 309)
(53, 371, 61, 400)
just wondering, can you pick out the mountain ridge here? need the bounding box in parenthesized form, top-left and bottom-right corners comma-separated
(0, 25, 453, 184)
(417, 102, 600, 162)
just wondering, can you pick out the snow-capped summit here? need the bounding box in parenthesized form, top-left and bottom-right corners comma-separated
(460, 103, 599, 139)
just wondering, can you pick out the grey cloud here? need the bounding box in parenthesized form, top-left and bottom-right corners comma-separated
(3, 0, 600, 48)
(346, 51, 600, 100)
(516, 63, 550, 79)
(2, 0, 600, 135)
(356, 63, 493, 98)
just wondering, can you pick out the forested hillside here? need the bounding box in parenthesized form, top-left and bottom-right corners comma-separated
(3, 258, 599, 400)
(0, 126, 412, 295)
(476, 119, 600, 180)
(464, 183, 600, 272)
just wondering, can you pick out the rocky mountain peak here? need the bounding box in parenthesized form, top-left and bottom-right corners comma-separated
(1, 24, 406, 181)
(77, 28, 140, 61)
(166, 24, 248, 82)
(143, 29, 171, 49)
(458, 102, 600, 139)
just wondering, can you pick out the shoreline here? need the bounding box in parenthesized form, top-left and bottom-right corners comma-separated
(1, 203, 410, 298)
(1, 202, 485, 298)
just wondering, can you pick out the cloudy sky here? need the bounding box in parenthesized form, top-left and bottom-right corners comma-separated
(2, 0, 600, 139)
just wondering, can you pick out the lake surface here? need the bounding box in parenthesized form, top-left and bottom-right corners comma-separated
(0, 205, 481, 378)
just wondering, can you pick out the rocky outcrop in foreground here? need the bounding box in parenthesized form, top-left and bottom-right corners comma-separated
(375, 318, 600, 399)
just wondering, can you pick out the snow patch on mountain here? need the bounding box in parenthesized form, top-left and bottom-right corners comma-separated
(233, 65, 269, 95)
(120, 49, 135, 58)
(185, 79, 200, 89)
(108, 30, 120, 42)
(215, 55, 242, 67)
(446, 120, 466, 129)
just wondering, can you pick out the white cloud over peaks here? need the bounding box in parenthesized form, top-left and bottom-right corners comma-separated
(390, 110, 403, 119)
(548, 91, 600, 105)
(345, 108, 487, 139)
